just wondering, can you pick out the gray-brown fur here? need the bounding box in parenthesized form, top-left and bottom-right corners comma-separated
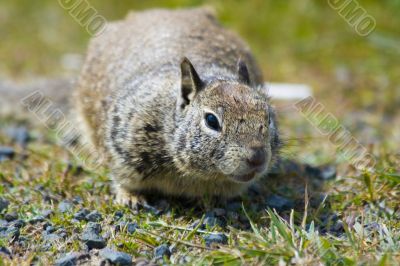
(72, 7, 280, 203)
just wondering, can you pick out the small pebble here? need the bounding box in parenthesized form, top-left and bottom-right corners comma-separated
(154, 244, 171, 259)
(41, 209, 54, 218)
(248, 184, 263, 196)
(365, 222, 381, 231)
(11, 219, 25, 228)
(0, 226, 19, 240)
(204, 216, 225, 228)
(4, 212, 18, 222)
(55, 252, 78, 266)
(29, 215, 45, 224)
(226, 201, 241, 211)
(177, 255, 191, 264)
(102, 231, 110, 240)
(45, 226, 56, 234)
(5, 126, 30, 147)
(42, 233, 61, 242)
(204, 211, 226, 228)
(115, 221, 138, 234)
(115, 221, 127, 233)
(227, 211, 240, 222)
(73, 208, 90, 221)
(126, 222, 138, 234)
(58, 228, 68, 239)
(0, 246, 12, 258)
(54, 252, 90, 266)
(17, 236, 28, 249)
(320, 165, 337, 180)
(58, 200, 73, 213)
(305, 164, 321, 178)
(203, 233, 228, 247)
(99, 247, 132, 266)
(188, 219, 201, 229)
(0, 146, 15, 162)
(114, 210, 124, 221)
(0, 198, 9, 212)
(72, 196, 83, 205)
(265, 195, 294, 212)
(80, 222, 106, 249)
(85, 210, 102, 222)
(134, 257, 153, 266)
(142, 203, 163, 216)
(213, 208, 226, 217)
(310, 194, 327, 208)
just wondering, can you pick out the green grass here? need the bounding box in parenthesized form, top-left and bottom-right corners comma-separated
(1, 0, 400, 265)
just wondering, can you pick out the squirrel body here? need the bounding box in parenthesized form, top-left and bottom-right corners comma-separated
(73, 8, 280, 204)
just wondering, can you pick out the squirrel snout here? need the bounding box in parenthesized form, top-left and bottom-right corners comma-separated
(246, 147, 266, 168)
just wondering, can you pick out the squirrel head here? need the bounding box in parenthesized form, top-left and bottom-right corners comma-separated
(174, 57, 280, 183)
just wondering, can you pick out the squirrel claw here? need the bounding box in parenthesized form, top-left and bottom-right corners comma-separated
(115, 189, 147, 211)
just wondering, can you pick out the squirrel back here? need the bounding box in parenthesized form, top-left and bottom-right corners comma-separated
(74, 7, 264, 150)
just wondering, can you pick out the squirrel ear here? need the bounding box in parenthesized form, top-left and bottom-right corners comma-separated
(180, 57, 203, 107)
(237, 58, 251, 85)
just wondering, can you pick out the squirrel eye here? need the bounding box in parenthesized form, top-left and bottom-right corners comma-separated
(205, 113, 220, 131)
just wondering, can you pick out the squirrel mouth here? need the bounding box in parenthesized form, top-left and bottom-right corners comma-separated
(231, 165, 267, 183)
(232, 172, 257, 183)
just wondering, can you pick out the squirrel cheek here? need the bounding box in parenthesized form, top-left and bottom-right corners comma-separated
(214, 146, 243, 175)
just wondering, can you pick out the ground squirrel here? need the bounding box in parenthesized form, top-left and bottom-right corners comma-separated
(5, 7, 281, 206)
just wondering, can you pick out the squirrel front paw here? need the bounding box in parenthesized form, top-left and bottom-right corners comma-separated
(115, 188, 148, 210)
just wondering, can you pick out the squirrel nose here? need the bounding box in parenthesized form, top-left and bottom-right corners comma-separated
(247, 147, 266, 168)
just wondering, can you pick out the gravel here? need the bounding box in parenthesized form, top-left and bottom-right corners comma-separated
(41, 209, 54, 218)
(305, 164, 337, 180)
(154, 244, 171, 259)
(226, 201, 242, 212)
(28, 215, 45, 224)
(265, 194, 295, 212)
(203, 214, 225, 228)
(227, 211, 239, 221)
(126, 222, 138, 234)
(73, 208, 90, 221)
(4, 212, 18, 222)
(85, 210, 102, 222)
(99, 247, 132, 265)
(0, 197, 9, 212)
(113, 210, 124, 221)
(320, 165, 337, 180)
(58, 200, 73, 213)
(0, 146, 15, 162)
(45, 225, 56, 234)
(213, 208, 226, 217)
(203, 233, 228, 247)
(54, 252, 90, 266)
(72, 196, 83, 205)
(0, 226, 20, 240)
(42, 232, 62, 242)
(4, 126, 30, 147)
(80, 222, 106, 249)
(10, 219, 25, 228)
(115, 222, 138, 234)
(0, 246, 12, 258)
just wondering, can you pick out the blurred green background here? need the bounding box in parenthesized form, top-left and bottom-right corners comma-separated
(1, 0, 399, 166)
(0, 0, 398, 121)
(1, 0, 399, 112)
